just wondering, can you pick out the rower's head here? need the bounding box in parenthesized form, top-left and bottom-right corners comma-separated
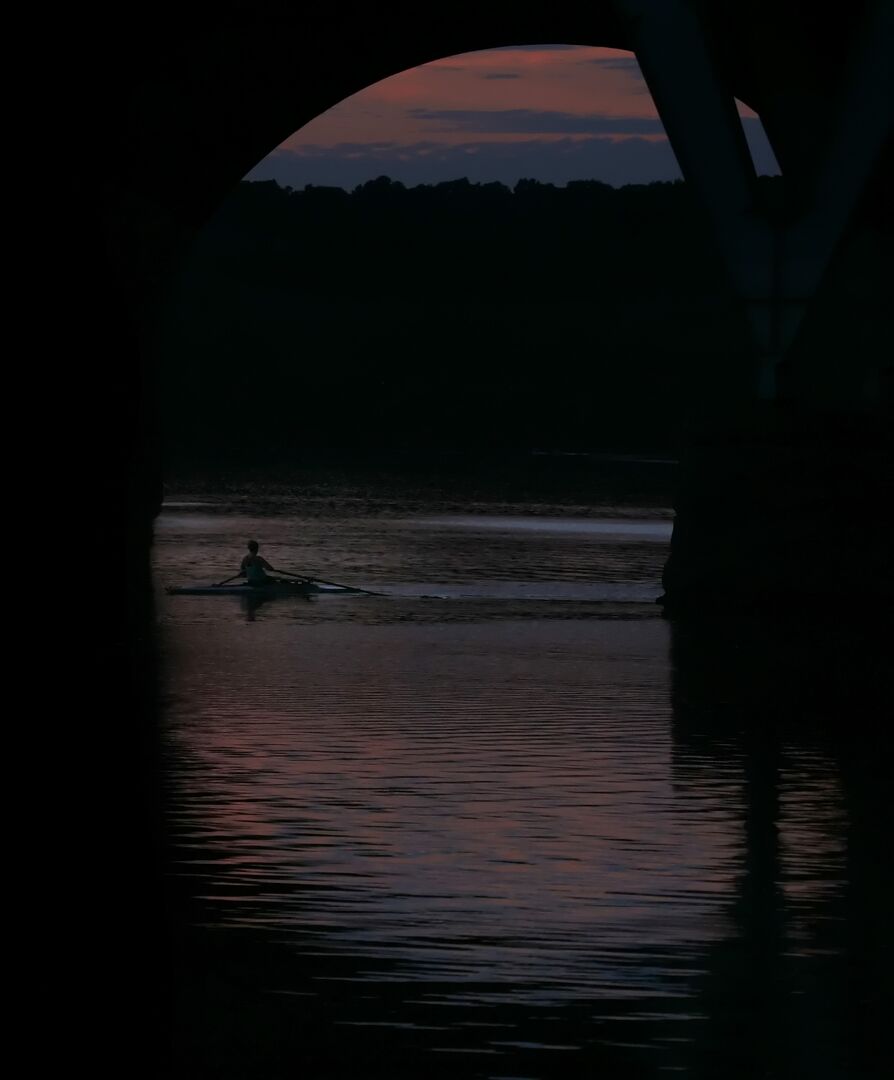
(247, 540, 259, 554)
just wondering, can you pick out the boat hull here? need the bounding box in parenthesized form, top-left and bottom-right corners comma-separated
(168, 582, 329, 597)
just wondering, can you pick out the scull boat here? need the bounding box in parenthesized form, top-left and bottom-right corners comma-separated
(167, 581, 367, 597)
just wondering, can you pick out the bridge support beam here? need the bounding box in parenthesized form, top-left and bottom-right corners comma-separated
(616, 0, 892, 402)
(614, 0, 893, 611)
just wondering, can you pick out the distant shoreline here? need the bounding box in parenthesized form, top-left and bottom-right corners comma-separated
(161, 449, 678, 511)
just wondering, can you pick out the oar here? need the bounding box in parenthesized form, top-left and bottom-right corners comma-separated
(279, 569, 385, 596)
(212, 574, 242, 587)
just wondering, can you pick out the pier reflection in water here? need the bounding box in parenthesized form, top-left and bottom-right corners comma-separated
(670, 613, 890, 1080)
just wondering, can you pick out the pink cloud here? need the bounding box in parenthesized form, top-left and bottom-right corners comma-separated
(279, 46, 663, 153)
(257, 45, 777, 185)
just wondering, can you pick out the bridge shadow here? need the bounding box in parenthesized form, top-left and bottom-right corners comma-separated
(669, 611, 891, 1078)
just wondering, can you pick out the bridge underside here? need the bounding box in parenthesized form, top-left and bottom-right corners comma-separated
(86, 0, 892, 613)
(73, 0, 893, 653)
(51, 4, 892, 1074)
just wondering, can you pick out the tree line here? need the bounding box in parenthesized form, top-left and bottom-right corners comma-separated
(154, 175, 786, 466)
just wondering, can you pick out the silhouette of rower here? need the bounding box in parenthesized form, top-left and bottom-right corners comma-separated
(239, 540, 289, 587)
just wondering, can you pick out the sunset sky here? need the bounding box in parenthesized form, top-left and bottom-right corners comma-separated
(247, 45, 779, 190)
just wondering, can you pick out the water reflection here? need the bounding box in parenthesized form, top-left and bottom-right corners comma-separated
(160, 610, 891, 1078)
(238, 590, 316, 621)
(670, 614, 891, 1080)
(157, 492, 890, 1079)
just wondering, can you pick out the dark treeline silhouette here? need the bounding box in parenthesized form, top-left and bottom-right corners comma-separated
(155, 175, 788, 467)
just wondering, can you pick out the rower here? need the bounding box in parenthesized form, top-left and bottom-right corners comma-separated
(240, 540, 287, 588)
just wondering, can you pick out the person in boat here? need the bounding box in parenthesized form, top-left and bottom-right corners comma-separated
(238, 540, 291, 588)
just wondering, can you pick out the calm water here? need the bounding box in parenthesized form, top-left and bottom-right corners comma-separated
(153, 476, 889, 1079)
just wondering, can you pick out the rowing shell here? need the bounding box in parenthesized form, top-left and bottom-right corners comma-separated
(167, 582, 365, 597)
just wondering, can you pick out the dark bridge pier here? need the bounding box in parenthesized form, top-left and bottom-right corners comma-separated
(659, 405, 893, 613)
(618, 0, 893, 612)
